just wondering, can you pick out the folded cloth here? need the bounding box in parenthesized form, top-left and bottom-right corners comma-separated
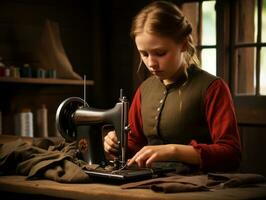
(208, 173, 266, 189)
(121, 175, 209, 193)
(121, 173, 266, 193)
(0, 138, 90, 183)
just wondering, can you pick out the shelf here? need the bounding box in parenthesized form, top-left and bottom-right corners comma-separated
(0, 77, 94, 86)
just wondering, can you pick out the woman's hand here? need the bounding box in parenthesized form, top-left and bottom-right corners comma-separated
(127, 144, 177, 168)
(104, 131, 119, 159)
(127, 144, 201, 168)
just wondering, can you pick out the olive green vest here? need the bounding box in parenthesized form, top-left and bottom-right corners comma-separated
(140, 65, 218, 145)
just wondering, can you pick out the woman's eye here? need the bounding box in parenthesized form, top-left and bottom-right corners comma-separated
(156, 51, 166, 56)
(140, 52, 148, 57)
(139, 51, 165, 57)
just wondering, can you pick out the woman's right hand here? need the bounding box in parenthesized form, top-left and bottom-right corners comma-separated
(104, 131, 119, 159)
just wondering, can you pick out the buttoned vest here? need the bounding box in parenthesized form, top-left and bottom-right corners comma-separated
(140, 65, 218, 145)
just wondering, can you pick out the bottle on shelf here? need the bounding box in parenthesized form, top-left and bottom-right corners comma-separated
(20, 63, 33, 78)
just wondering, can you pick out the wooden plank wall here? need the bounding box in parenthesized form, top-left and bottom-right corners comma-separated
(0, 0, 93, 78)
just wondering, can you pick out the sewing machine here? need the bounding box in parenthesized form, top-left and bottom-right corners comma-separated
(56, 84, 176, 182)
(55, 89, 130, 169)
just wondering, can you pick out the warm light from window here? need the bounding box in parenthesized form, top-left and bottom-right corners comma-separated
(201, 0, 216, 75)
(261, 48, 266, 95)
(201, 49, 216, 76)
(262, 0, 266, 42)
(202, 1, 216, 45)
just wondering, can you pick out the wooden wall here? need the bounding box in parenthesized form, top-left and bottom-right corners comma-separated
(0, 0, 150, 108)
(0, 0, 92, 77)
(238, 125, 266, 176)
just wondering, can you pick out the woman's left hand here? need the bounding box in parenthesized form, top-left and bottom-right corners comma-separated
(127, 144, 176, 168)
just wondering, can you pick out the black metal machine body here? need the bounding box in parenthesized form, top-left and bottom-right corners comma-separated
(55, 91, 130, 168)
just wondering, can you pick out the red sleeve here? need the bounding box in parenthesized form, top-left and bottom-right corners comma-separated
(127, 88, 147, 157)
(191, 79, 242, 172)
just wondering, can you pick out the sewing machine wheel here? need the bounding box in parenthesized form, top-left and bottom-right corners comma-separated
(56, 97, 88, 141)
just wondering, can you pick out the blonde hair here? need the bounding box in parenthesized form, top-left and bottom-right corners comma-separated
(131, 1, 200, 70)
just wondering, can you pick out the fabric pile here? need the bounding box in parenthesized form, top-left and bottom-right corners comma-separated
(0, 138, 90, 183)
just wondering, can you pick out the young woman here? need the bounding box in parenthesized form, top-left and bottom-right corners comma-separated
(104, 1, 241, 172)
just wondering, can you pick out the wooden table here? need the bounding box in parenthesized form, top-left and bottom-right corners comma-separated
(0, 175, 266, 200)
(1, 135, 266, 200)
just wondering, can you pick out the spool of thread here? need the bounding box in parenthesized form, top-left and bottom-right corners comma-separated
(36, 104, 48, 137)
(4, 67, 10, 77)
(15, 108, 34, 137)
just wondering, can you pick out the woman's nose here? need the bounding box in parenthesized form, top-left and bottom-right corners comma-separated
(148, 56, 158, 69)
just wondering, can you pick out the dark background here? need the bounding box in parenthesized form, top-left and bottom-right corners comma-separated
(0, 0, 154, 108)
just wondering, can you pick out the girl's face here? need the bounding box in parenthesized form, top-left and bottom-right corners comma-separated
(135, 32, 185, 85)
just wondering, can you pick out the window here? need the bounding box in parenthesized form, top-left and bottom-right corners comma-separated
(201, 1, 217, 75)
(182, 0, 266, 95)
(182, 0, 217, 76)
(232, 0, 266, 96)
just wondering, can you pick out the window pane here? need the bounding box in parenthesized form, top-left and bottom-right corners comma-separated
(202, 1, 216, 45)
(235, 48, 256, 95)
(262, 0, 266, 42)
(201, 48, 216, 75)
(237, 0, 256, 43)
(261, 48, 266, 95)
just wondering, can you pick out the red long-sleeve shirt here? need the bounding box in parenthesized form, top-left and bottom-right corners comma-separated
(128, 79, 242, 172)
